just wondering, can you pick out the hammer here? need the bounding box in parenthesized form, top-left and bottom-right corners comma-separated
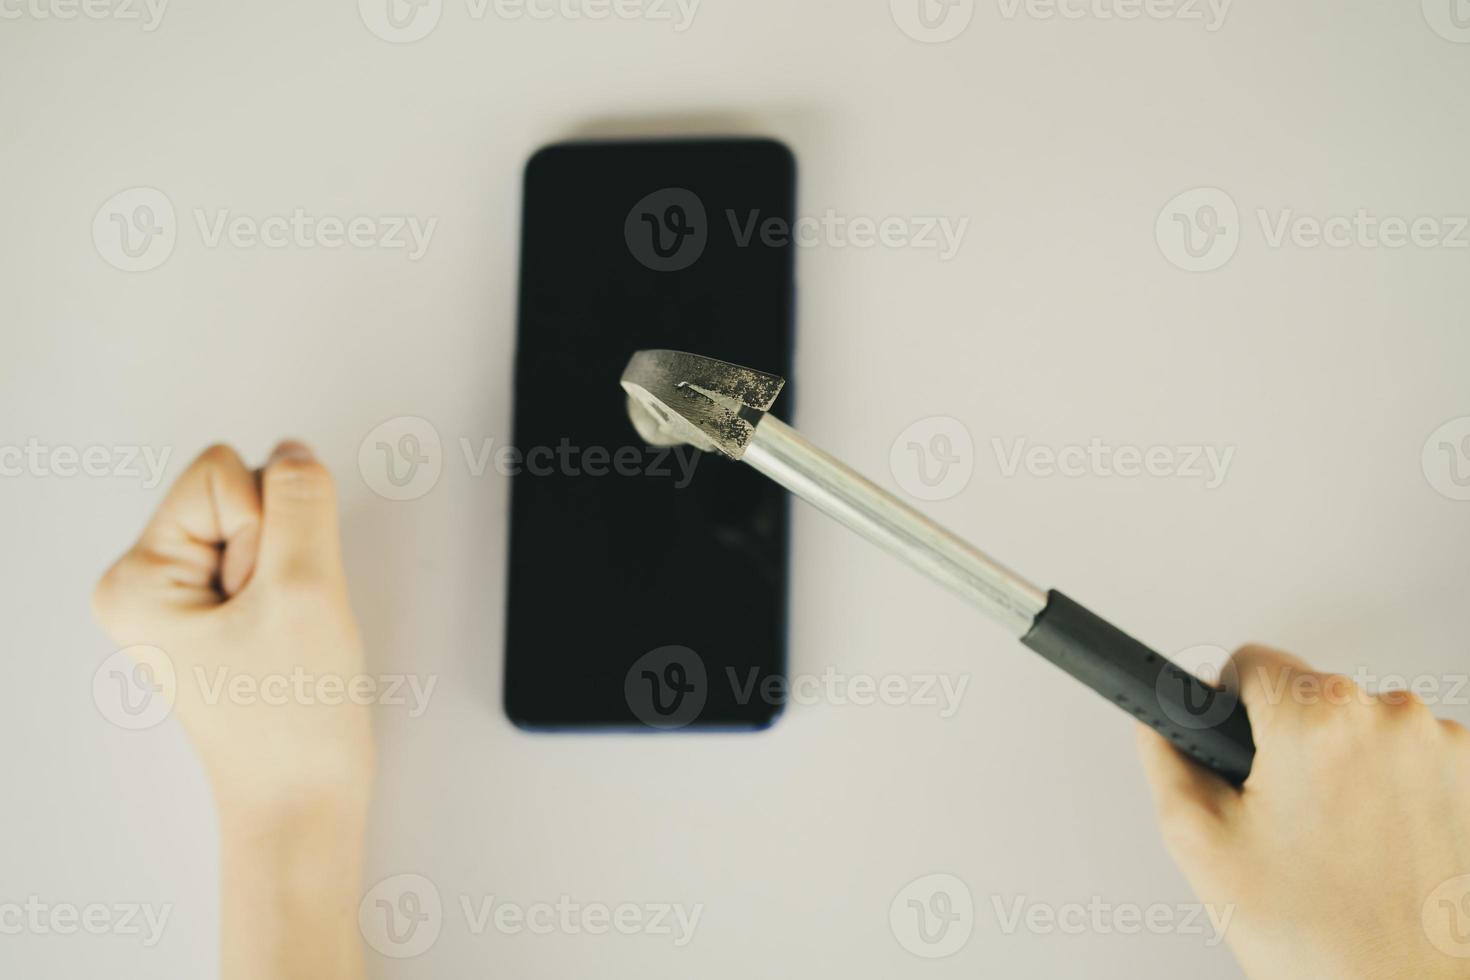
(621, 348, 1255, 784)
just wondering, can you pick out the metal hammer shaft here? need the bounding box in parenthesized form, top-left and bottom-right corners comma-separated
(745, 414, 1255, 784)
(744, 416, 1048, 636)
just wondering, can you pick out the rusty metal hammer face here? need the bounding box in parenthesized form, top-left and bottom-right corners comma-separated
(619, 349, 785, 458)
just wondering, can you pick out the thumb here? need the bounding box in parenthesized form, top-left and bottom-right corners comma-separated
(256, 440, 346, 588)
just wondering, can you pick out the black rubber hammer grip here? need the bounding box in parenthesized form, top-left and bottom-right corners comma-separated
(1021, 590, 1256, 785)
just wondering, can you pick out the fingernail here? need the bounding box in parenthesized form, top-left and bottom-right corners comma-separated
(269, 440, 316, 464)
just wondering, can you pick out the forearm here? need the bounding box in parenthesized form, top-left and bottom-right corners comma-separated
(220, 795, 370, 980)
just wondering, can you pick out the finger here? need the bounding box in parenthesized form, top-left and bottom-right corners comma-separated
(256, 440, 345, 588)
(1228, 643, 1313, 713)
(100, 443, 261, 601)
(1136, 724, 1234, 850)
(1227, 643, 1344, 759)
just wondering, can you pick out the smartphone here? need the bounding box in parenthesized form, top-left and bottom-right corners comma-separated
(504, 137, 796, 730)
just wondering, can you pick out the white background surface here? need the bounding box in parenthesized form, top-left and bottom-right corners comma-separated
(4, 0, 1470, 976)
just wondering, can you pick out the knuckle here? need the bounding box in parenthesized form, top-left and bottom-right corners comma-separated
(1372, 689, 1431, 725)
(1291, 698, 1363, 746)
(1439, 719, 1470, 744)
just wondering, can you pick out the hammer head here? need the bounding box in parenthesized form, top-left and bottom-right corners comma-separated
(620, 350, 786, 459)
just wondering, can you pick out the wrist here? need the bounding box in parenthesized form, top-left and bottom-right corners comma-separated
(218, 785, 372, 980)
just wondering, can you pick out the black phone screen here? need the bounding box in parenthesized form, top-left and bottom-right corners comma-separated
(504, 138, 796, 730)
